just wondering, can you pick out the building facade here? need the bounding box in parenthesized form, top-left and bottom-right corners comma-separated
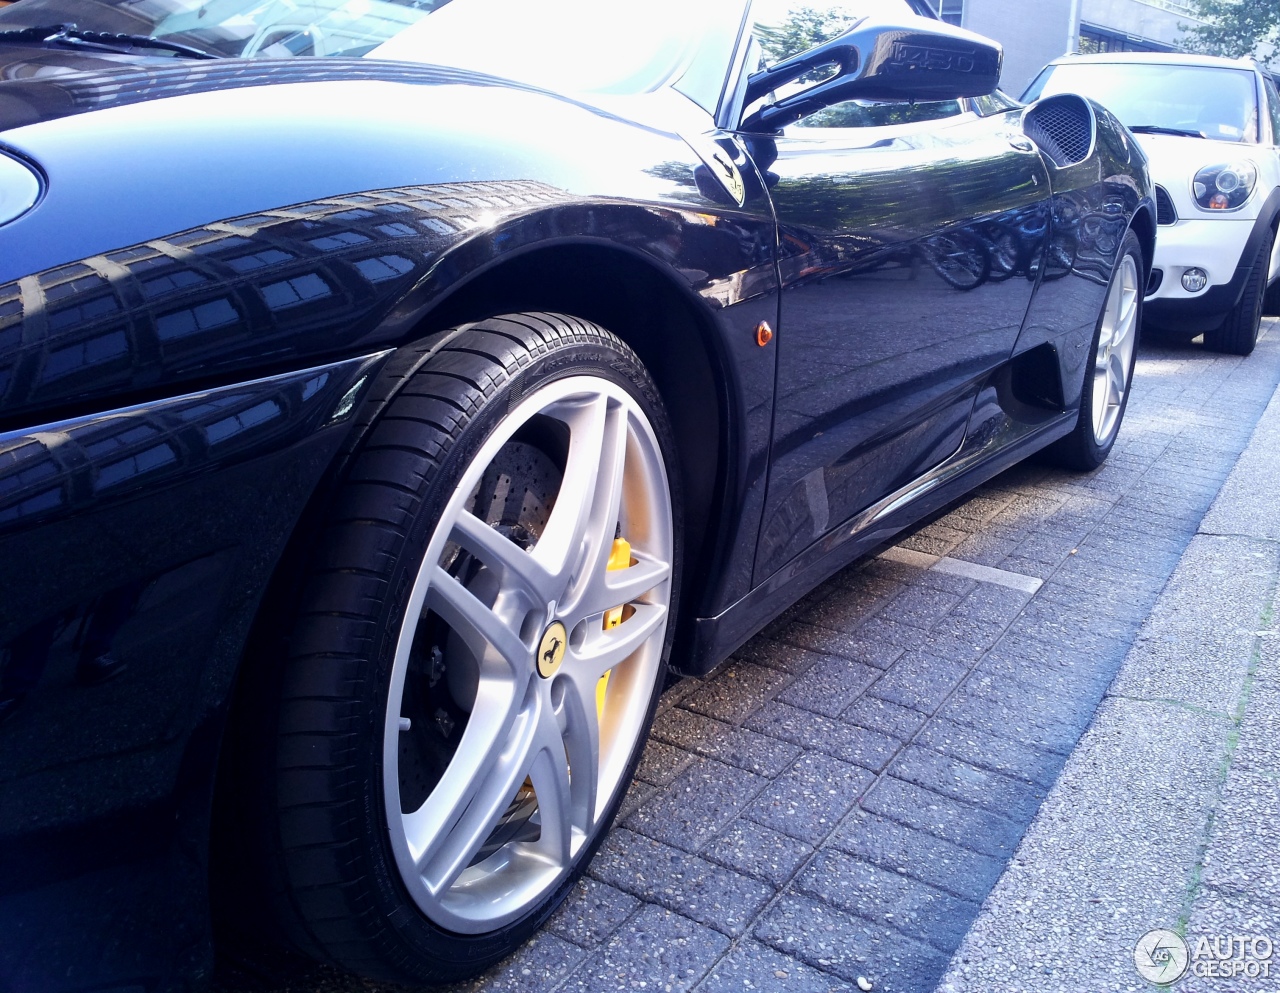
(927, 0, 1206, 95)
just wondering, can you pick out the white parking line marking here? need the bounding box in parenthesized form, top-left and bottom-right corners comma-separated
(880, 545, 1043, 595)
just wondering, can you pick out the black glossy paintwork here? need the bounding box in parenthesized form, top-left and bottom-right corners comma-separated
(754, 109, 1052, 581)
(0, 17, 1152, 991)
(0, 352, 384, 991)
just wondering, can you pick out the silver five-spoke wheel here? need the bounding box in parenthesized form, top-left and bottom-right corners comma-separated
(384, 375, 674, 933)
(1091, 252, 1139, 446)
(254, 315, 679, 984)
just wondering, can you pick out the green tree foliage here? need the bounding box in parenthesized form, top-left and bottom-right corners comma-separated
(1183, 0, 1279, 66)
(755, 6, 850, 64)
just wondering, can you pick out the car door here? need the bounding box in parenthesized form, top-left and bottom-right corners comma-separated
(742, 2, 1052, 581)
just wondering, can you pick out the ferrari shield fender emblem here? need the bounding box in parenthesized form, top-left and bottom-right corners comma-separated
(683, 133, 747, 207)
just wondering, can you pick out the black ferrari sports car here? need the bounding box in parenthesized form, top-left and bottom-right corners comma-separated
(0, 0, 1154, 988)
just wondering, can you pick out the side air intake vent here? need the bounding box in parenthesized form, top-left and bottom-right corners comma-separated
(1155, 186, 1178, 225)
(1023, 94, 1095, 168)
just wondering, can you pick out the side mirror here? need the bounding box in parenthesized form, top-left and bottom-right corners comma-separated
(742, 14, 1002, 132)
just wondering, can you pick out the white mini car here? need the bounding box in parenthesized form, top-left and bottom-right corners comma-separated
(1026, 53, 1280, 355)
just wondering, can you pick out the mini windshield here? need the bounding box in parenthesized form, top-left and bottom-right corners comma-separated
(1025, 62, 1260, 144)
(0, 0, 742, 98)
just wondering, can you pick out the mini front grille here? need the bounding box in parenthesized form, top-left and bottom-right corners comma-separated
(1155, 186, 1178, 225)
(1023, 95, 1095, 168)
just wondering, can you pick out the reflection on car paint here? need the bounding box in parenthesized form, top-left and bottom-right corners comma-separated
(0, 182, 571, 425)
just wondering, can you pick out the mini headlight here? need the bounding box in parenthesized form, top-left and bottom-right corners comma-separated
(1193, 161, 1257, 211)
(0, 152, 41, 225)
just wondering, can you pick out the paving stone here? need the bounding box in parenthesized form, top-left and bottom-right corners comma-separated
(861, 775, 1026, 860)
(917, 614, 1009, 663)
(1199, 768, 1280, 908)
(754, 892, 949, 993)
(867, 652, 970, 714)
(938, 683, 1089, 755)
(775, 654, 881, 718)
(746, 700, 902, 772)
(625, 757, 768, 853)
(657, 676, 704, 715)
(794, 850, 979, 952)
(1006, 532, 1078, 568)
(695, 939, 859, 993)
(992, 554, 1058, 581)
(856, 556, 930, 589)
(832, 810, 1005, 903)
(898, 525, 968, 558)
(878, 586, 964, 630)
(970, 646, 1110, 700)
(851, 615, 929, 651)
(948, 532, 1020, 567)
(731, 637, 827, 675)
(560, 904, 729, 993)
(912, 568, 980, 596)
(1236, 678, 1280, 774)
(701, 818, 814, 888)
(681, 662, 794, 725)
(637, 739, 699, 787)
(798, 587, 895, 632)
(1185, 886, 1280, 949)
(914, 716, 1065, 788)
(589, 829, 773, 937)
(842, 695, 927, 740)
(468, 930, 586, 992)
(889, 746, 1047, 823)
(950, 584, 1033, 627)
(776, 622, 907, 670)
(618, 778, 658, 822)
(653, 707, 801, 778)
(745, 751, 874, 843)
(546, 877, 640, 950)
(985, 628, 1127, 682)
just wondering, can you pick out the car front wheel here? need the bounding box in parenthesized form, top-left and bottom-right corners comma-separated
(255, 314, 679, 983)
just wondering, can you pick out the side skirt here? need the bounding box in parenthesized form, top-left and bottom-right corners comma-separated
(681, 399, 1075, 676)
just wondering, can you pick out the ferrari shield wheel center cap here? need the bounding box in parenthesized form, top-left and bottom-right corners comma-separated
(537, 621, 568, 678)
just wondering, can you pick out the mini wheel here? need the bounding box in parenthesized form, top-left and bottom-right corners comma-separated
(1206, 233, 1273, 356)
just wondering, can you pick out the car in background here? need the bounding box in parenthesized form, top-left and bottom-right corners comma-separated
(0, 0, 1154, 989)
(1027, 52, 1280, 355)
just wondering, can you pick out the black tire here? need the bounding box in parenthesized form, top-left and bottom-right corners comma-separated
(1205, 233, 1272, 356)
(1044, 230, 1144, 471)
(1265, 276, 1280, 317)
(239, 314, 681, 984)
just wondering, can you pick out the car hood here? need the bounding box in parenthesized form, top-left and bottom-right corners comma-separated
(1131, 131, 1266, 194)
(0, 47, 700, 285)
(0, 44, 556, 133)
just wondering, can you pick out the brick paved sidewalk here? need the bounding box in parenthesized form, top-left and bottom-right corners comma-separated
(940, 326, 1280, 993)
(244, 322, 1280, 993)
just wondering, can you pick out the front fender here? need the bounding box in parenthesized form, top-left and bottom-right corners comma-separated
(0, 72, 777, 430)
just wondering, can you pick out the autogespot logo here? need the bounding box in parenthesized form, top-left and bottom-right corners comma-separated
(1135, 929, 1191, 985)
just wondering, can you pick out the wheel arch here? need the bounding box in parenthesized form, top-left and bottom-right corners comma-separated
(1128, 200, 1157, 287)
(222, 236, 738, 712)
(415, 240, 736, 639)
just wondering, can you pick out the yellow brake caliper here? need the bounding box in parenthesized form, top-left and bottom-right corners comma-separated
(598, 536, 632, 720)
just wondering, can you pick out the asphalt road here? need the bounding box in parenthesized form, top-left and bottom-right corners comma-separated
(220, 319, 1280, 993)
